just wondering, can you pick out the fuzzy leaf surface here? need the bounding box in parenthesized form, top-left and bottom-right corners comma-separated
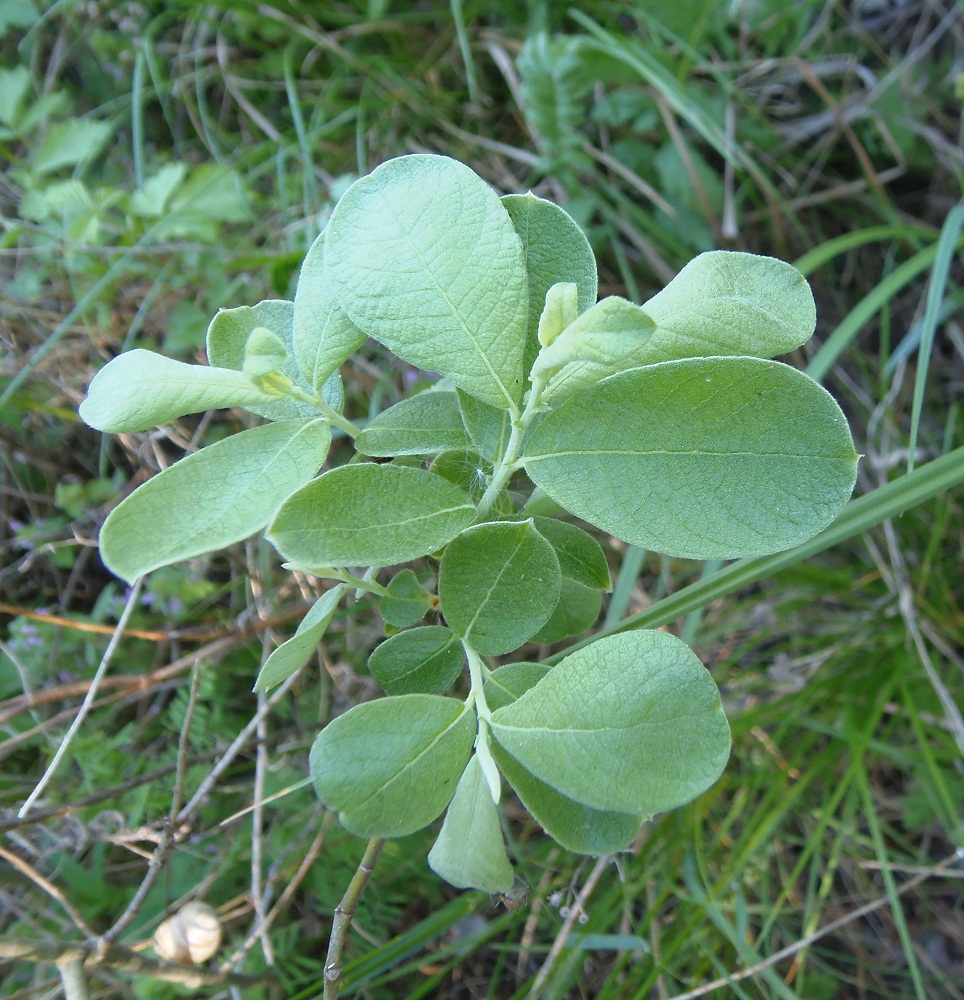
(326, 154, 528, 409)
(501, 192, 598, 376)
(356, 390, 469, 457)
(428, 756, 515, 892)
(530, 578, 602, 644)
(254, 584, 347, 692)
(291, 232, 367, 391)
(456, 389, 512, 464)
(207, 299, 343, 420)
(531, 517, 611, 589)
(369, 626, 464, 696)
(489, 631, 731, 815)
(309, 695, 474, 837)
(484, 662, 552, 712)
(269, 464, 476, 568)
(491, 742, 644, 854)
(79, 350, 277, 433)
(101, 419, 331, 581)
(439, 521, 561, 655)
(639, 251, 816, 362)
(524, 357, 859, 560)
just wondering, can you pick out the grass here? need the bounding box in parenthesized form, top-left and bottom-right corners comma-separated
(2, 1, 963, 998)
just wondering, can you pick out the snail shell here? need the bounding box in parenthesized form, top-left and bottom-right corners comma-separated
(153, 901, 222, 965)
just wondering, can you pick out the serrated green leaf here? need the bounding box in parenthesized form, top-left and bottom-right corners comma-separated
(490, 631, 731, 815)
(206, 299, 343, 420)
(269, 464, 476, 569)
(524, 357, 859, 560)
(254, 584, 347, 692)
(379, 569, 430, 629)
(491, 741, 643, 854)
(79, 349, 279, 433)
(31, 117, 111, 175)
(0, 66, 30, 129)
(457, 388, 512, 463)
(531, 517, 610, 589)
(484, 662, 551, 711)
(325, 154, 528, 409)
(356, 390, 469, 457)
(535, 297, 656, 402)
(310, 695, 474, 837)
(292, 231, 367, 391)
(428, 756, 515, 892)
(530, 578, 601, 644)
(639, 251, 816, 362)
(128, 162, 187, 217)
(101, 419, 331, 582)
(368, 626, 464, 696)
(438, 520, 561, 656)
(502, 192, 598, 377)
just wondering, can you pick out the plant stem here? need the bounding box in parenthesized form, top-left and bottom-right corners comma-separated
(324, 838, 385, 1000)
(475, 374, 549, 520)
(56, 953, 90, 1000)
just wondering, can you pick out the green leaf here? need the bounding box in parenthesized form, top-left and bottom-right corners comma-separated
(379, 569, 430, 629)
(207, 299, 343, 420)
(31, 117, 111, 175)
(368, 626, 464, 696)
(524, 357, 859, 560)
(534, 297, 656, 402)
(529, 578, 602, 644)
(457, 388, 512, 464)
(490, 631, 731, 816)
(438, 521, 561, 656)
(428, 756, 515, 892)
(502, 192, 598, 377)
(639, 251, 816, 362)
(128, 162, 187, 217)
(254, 584, 347, 692)
(310, 695, 474, 837)
(356, 390, 469, 457)
(484, 662, 551, 711)
(269, 464, 476, 569)
(491, 741, 643, 854)
(531, 517, 610, 589)
(292, 231, 367, 391)
(78, 349, 277, 433)
(326, 154, 528, 409)
(101, 419, 331, 582)
(0, 65, 31, 129)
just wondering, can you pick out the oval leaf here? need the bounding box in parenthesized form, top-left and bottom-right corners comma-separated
(531, 517, 610, 590)
(489, 630, 731, 816)
(369, 626, 465, 696)
(529, 578, 602, 644)
(326, 154, 528, 409)
(501, 192, 598, 377)
(639, 250, 816, 361)
(79, 349, 277, 433)
(310, 695, 474, 837)
(254, 584, 347, 692)
(269, 464, 476, 568)
(439, 520, 561, 656)
(524, 357, 859, 560)
(100, 418, 331, 582)
(356, 390, 469, 457)
(428, 756, 515, 893)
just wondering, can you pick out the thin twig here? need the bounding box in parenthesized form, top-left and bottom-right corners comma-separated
(221, 812, 332, 970)
(324, 838, 385, 1000)
(175, 669, 302, 824)
(529, 853, 611, 999)
(0, 844, 98, 939)
(250, 684, 275, 964)
(103, 663, 203, 944)
(665, 853, 964, 1000)
(17, 578, 144, 818)
(0, 938, 274, 989)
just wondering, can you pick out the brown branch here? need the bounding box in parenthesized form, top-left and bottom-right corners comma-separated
(0, 938, 274, 989)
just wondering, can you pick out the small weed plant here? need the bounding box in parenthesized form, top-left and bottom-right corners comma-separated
(80, 154, 858, 922)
